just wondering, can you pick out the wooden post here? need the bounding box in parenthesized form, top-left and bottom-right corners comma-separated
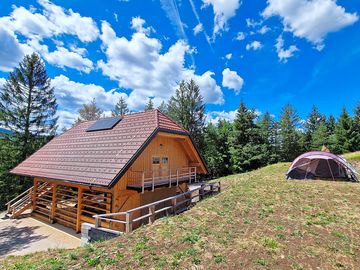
(106, 192, 111, 213)
(149, 206, 155, 224)
(32, 179, 38, 211)
(172, 197, 177, 215)
(126, 212, 133, 233)
(169, 170, 172, 188)
(141, 172, 145, 194)
(50, 184, 57, 223)
(95, 216, 100, 228)
(76, 187, 83, 233)
(176, 169, 179, 186)
(152, 172, 155, 192)
(189, 167, 191, 183)
(199, 185, 204, 201)
(194, 167, 197, 183)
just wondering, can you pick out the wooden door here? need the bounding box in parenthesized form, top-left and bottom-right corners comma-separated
(152, 156, 161, 177)
(161, 156, 169, 177)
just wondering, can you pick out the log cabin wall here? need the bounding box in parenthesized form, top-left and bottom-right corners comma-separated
(130, 133, 189, 172)
(111, 133, 195, 213)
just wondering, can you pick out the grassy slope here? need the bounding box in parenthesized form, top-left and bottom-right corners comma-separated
(344, 151, 360, 161)
(2, 162, 360, 270)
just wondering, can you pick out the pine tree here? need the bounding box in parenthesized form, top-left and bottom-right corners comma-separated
(326, 115, 336, 134)
(112, 97, 129, 116)
(333, 107, 352, 153)
(311, 122, 328, 150)
(0, 138, 21, 208)
(258, 112, 279, 164)
(304, 105, 325, 150)
(144, 98, 154, 111)
(231, 101, 266, 172)
(0, 53, 58, 161)
(351, 102, 360, 150)
(167, 79, 205, 151)
(204, 119, 233, 177)
(203, 123, 221, 176)
(217, 119, 233, 176)
(278, 104, 301, 161)
(74, 98, 103, 125)
(157, 101, 168, 114)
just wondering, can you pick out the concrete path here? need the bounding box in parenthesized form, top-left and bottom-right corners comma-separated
(0, 215, 80, 258)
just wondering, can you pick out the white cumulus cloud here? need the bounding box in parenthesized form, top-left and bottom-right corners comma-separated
(262, 0, 358, 48)
(51, 75, 128, 129)
(246, 40, 262, 51)
(97, 19, 224, 109)
(207, 110, 237, 124)
(0, 1, 99, 71)
(131, 16, 154, 34)
(275, 35, 298, 62)
(202, 0, 241, 37)
(222, 68, 244, 94)
(235, 31, 245, 41)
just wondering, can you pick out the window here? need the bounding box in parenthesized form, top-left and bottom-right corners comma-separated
(162, 157, 169, 164)
(152, 156, 160, 164)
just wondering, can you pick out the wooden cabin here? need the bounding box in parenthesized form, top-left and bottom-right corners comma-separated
(8, 110, 208, 232)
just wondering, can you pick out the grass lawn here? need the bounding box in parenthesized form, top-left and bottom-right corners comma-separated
(344, 151, 360, 161)
(2, 162, 360, 270)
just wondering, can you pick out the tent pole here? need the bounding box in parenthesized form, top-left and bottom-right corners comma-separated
(327, 159, 335, 181)
(305, 160, 312, 180)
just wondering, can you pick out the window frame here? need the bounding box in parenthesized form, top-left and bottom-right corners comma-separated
(152, 156, 161, 165)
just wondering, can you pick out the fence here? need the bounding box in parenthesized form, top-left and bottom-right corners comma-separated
(94, 181, 221, 233)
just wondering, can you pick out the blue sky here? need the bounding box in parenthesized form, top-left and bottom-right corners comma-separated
(0, 0, 359, 129)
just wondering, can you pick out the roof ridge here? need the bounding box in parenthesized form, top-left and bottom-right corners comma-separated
(155, 109, 159, 127)
(77, 110, 159, 125)
(157, 109, 188, 133)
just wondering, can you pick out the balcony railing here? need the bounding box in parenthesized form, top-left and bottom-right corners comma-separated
(127, 167, 197, 193)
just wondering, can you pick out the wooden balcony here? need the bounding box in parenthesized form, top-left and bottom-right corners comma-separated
(127, 167, 197, 192)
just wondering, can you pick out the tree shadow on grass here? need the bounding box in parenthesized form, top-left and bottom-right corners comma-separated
(0, 220, 48, 256)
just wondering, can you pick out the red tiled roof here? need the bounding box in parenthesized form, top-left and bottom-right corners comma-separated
(11, 110, 189, 187)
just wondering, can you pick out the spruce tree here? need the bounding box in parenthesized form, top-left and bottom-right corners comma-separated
(112, 97, 129, 116)
(258, 112, 279, 164)
(74, 98, 103, 125)
(351, 102, 360, 150)
(326, 115, 336, 134)
(231, 101, 266, 172)
(157, 101, 168, 114)
(203, 123, 221, 176)
(167, 79, 205, 151)
(333, 107, 352, 153)
(0, 53, 58, 161)
(144, 98, 154, 111)
(278, 104, 301, 161)
(311, 122, 329, 150)
(304, 105, 325, 150)
(217, 119, 233, 176)
(204, 119, 233, 177)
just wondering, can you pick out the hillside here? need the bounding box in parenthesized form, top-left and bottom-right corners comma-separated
(2, 160, 360, 270)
